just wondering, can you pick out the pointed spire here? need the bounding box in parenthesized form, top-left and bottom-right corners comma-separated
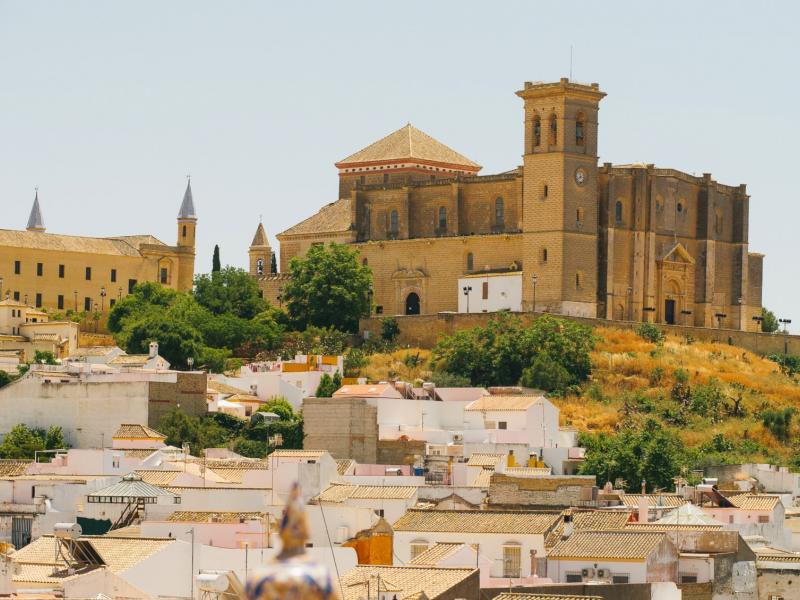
(250, 222, 269, 247)
(26, 188, 45, 232)
(178, 178, 196, 220)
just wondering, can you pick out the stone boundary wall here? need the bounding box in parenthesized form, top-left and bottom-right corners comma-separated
(360, 312, 800, 356)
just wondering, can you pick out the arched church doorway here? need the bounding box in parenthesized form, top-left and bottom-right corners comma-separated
(405, 292, 420, 315)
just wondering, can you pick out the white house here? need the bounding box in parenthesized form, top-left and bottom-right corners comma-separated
(317, 482, 418, 524)
(457, 272, 523, 313)
(392, 508, 560, 585)
(546, 530, 679, 584)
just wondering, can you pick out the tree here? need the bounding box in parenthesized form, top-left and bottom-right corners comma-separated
(314, 371, 342, 398)
(0, 371, 12, 388)
(380, 317, 400, 343)
(761, 307, 779, 333)
(0, 424, 45, 459)
(33, 350, 58, 365)
(270, 252, 277, 274)
(193, 266, 268, 320)
(212, 245, 221, 272)
(125, 312, 205, 368)
(259, 397, 295, 420)
(44, 426, 66, 450)
(519, 352, 572, 394)
(283, 242, 372, 333)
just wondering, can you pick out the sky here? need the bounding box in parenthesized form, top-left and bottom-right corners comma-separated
(1, 2, 798, 331)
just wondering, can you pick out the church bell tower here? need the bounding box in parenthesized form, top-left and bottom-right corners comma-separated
(249, 222, 272, 277)
(517, 78, 605, 317)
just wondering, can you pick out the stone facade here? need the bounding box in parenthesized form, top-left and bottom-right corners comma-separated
(257, 78, 763, 330)
(0, 183, 197, 319)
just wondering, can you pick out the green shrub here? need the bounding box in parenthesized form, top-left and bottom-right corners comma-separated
(635, 323, 665, 344)
(380, 317, 401, 343)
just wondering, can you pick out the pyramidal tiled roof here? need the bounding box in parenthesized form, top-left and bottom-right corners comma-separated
(251, 222, 269, 247)
(27, 190, 45, 231)
(336, 124, 481, 169)
(178, 180, 197, 219)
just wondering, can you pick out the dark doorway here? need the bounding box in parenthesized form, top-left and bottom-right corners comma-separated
(405, 292, 420, 315)
(665, 299, 676, 325)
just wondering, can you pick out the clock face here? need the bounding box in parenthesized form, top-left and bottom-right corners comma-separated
(575, 168, 586, 185)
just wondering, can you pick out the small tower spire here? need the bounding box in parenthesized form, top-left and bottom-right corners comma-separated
(249, 221, 272, 277)
(26, 188, 45, 232)
(178, 178, 196, 220)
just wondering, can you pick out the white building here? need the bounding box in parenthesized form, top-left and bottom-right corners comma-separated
(457, 272, 523, 313)
(392, 508, 560, 586)
(546, 530, 679, 584)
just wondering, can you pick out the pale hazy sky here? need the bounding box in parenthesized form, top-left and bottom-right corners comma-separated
(2, 2, 797, 331)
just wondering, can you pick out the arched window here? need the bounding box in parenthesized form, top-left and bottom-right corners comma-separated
(438, 206, 447, 231)
(615, 200, 623, 224)
(549, 113, 558, 144)
(575, 112, 585, 146)
(389, 210, 399, 237)
(256, 258, 264, 276)
(466, 252, 474, 271)
(495, 197, 505, 227)
(541, 247, 548, 263)
(182, 225, 187, 238)
(532, 115, 541, 147)
(405, 292, 420, 315)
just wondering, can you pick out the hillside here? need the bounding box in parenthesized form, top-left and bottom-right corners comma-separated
(360, 326, 800, 466)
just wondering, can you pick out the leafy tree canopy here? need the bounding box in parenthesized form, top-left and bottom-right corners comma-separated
(193, 266, 268, 320)
(761, 307, 779, 333)
(0, 424, 67, 459)
(283, 242, 372, 333)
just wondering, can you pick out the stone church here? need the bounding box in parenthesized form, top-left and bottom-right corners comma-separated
(252, 78, 763, 330)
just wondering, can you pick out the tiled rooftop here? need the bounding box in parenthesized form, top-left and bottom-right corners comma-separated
(339, 565, 476, 600)
(465, 395, 544, 412)
(319, 483, 418, 503)
(410, 542, 467, 565)
(392, 509, 560, 535)
(548, 531, 668, 561)
(113, 424, 166, 439)
(466, 453, 504, 467)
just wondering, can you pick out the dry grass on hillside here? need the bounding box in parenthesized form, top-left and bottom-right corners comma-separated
(362, 348, 433, 383)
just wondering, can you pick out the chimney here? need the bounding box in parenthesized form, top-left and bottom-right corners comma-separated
(149, 341, 158, 358)
(638, 496, 649, 523)
(561, 513, 573, 539)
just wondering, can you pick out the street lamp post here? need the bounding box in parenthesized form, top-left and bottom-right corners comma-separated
(100, 287, 107, 312)
(752, 314, 764, 333)
(462, 285, 472, 313)
(531, 273, 538, 314)
(73, 290, 78, 312)
(714, 312, 727, 329)
(779, 318, 792, 361)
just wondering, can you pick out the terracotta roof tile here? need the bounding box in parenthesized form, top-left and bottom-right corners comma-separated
(0, 460, 32, 477)
(336, 458, 356, 475)
(279, 198, 352, 237)
(548, 531, 668, 561)
(319, 483, 418, 503)
(336, 124, 480, 169)
(409, 542, 466, 565)
(113, 424, 166, 439)
(727, 494, 781, 511)
(620, 494, 686, 508)
(466, 453, 505, 468)
(134, 470, 182, 486)
(0, 229, 165, 257)
(493, 594, 602, 600)
(392, 509, 560, 535)
(465, 395, 544, 412)
(340, 565, 475, 600)
(166, 511, 267, 523)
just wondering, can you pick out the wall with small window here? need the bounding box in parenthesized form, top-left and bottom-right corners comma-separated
(457, 273, 522, 314)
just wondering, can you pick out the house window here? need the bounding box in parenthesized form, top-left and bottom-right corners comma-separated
(111, 269, 117, 283)
(576, 113, 585, 145)
(575, 272, 583, 289)
(498, 421, 507, 430)
(85, 267, 92, 281)
(374, 509, 385, 518)
(482, 282, 489, 300)
(362, 257, 368, 266)
(728, 515, 734, 524)
(549, 113, 557, 144)
(35, 293, 42, 308)
(615, 200, 623, 224)
(758, 515, 769, 523)
(541, 248, 548, 263)
(84, 297, 92, 311)
(680, 574, 698, 584)
(112, 457, 120, 469)
(612, 574, 630, 584)
(58, 264, 65, 278)
(160, 268, 168, 284)
(14, 261, 20, 275)
(565, 573, 583, 583)
(466, 253, 474, 271)
(502, 544, 521, 578)
(410, 541, 429, 560)
(438, 206, 447, 231)
(36, 263, 43, 276)
(13, 291, 19, 301)
(110, 299, 116, 308)
(182, 225, 187, 238)
(389, 210, 399, 237)
(576, 207, 584, 223)
(375, 305, 383, 314)
(543, 184, 548, 198)
(57, 295, 64, 310)
(495, 197, 505, 227)
(128, 279, 137, 294)
(532, 115, 541, 147)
